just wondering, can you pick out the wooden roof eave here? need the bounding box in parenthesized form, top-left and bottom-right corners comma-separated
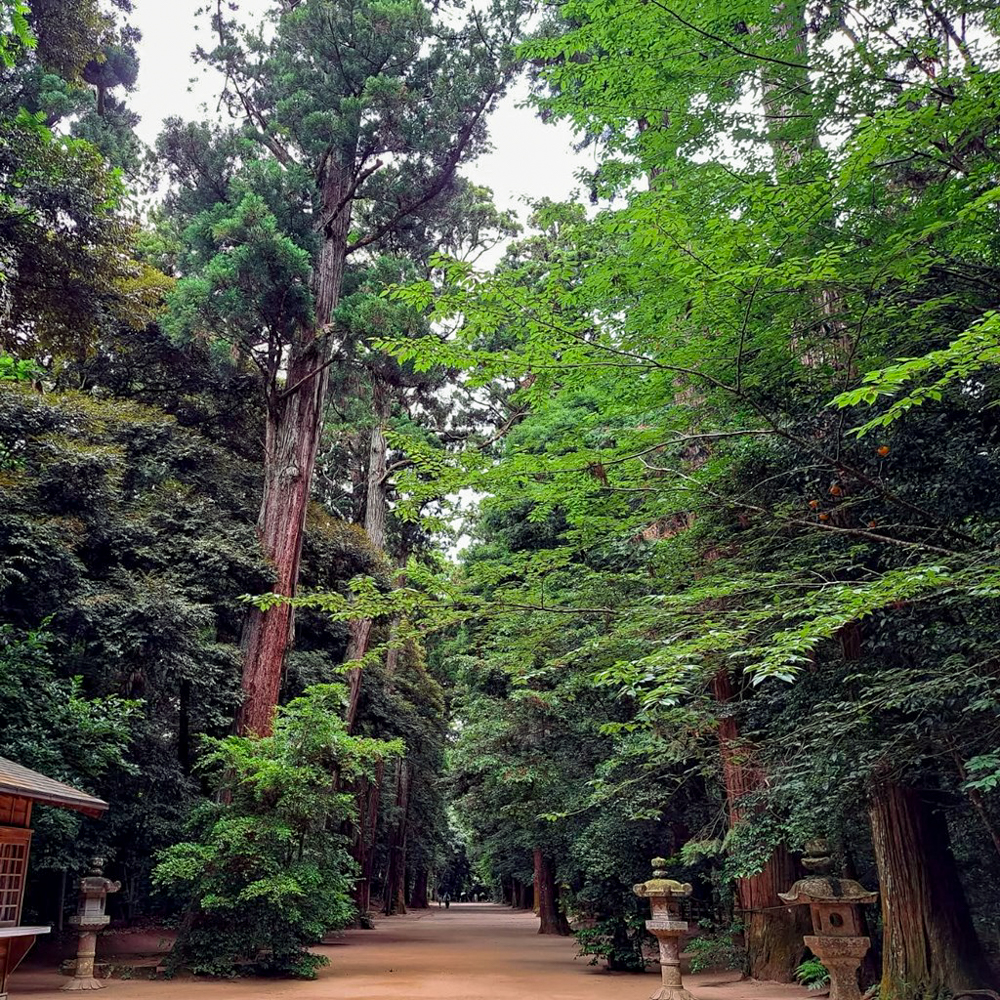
(0, 758, 109, 819)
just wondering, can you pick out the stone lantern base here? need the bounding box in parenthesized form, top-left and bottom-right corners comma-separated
(648, 985, 695, 1000)
(647, 922, 693, 1000)
(61, 929, 105, 991)
(804, 935, 870, 1000)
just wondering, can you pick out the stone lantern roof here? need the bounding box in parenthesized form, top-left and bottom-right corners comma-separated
(779, 875, 878, 906)
(633, 858, 693, 899)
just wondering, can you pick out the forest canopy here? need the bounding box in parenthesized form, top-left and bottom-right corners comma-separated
(2, 0, 1000, 995)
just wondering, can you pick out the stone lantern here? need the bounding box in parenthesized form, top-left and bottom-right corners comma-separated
(633, 858, 694, 1000)
(779, 841, 877, 1000)
(62, 859, 120, 991)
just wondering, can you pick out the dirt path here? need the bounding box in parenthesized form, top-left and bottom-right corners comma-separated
(11, 903, 814, 1000)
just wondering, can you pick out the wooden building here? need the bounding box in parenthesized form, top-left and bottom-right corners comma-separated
(0, 757, 108, 999)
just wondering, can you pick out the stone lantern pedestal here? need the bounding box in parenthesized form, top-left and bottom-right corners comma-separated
(779, 842, 877, 1000)
(62, 859, 120, 991)
(633, 858, 694, 1000)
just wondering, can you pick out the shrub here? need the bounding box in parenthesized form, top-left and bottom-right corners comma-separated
(686, 929, 745, 973)
(153, 684, 403, 978)
(575, 912, 652, 972)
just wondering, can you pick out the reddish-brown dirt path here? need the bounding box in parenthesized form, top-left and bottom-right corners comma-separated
(11, 903, 814, 1000)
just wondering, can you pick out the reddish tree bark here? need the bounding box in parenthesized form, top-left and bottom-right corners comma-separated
(237, 165, 353, 738)
(234, 63, 510, 736)
(534, 849, 570, 935)
(869, 777, 994, 998)
(712, 669, 809, 981)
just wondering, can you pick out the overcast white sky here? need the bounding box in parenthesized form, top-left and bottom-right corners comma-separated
(128, 0, 588, 223)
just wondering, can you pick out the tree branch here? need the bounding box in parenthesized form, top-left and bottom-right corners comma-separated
(346, 73, 507, 256)
(279, 350, 344, 401)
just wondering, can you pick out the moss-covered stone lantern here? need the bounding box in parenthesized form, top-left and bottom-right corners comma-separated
(633, 858, 694, 1000)
(779, 841, 877, 1000)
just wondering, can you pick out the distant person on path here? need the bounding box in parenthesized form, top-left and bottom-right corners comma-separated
(444, 892, 451, 909)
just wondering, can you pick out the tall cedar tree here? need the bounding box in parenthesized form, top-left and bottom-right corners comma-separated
(161, 0, 521, 735)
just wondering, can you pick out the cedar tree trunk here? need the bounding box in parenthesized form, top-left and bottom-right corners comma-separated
(409, 868, 429, 909)
(383, 759, 411, 916)
(344, 377, 391, 732)
(713, 669, 808, 981)
(353, 758, 385, 918)
(534, 849, 570, 935)
(237, 165, 353, 737)
(869, 777, 994, 998)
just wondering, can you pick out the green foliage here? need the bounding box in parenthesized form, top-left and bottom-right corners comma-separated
(796, 958, 831, 991)
(26, 0, 111, 79)
(0, 349, 390, 922)
(574, 913, 651, 972)
(0, 354, 39, 382)
(154, 684, 403, 978)
(379, 0, 1000, 984)
(0, 0, 157, 347)
(7, 0, 1000, 989)
(964, 754, 1000, 793)
(0, 381, 268, 909)
(0, 623, 138, 871)
(687, 932, 745, 975)
(0, 0, 33, 66)
(0, 110, 167, 354)
(156, 0, 521, 400)
(163, 192, 314, 356)
(834, 312, 1000, 437)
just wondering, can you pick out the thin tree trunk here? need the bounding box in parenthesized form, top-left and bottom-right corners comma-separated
(344, 378, 392, 733)
(409, 868, 429, 909)
(520, 881, 533, 910)
(237, 164, 353, 738)
(353, 757, 385, 920)
(712, 669, 808, 981)
(383, 759, 411, 916)
(534, 849, 570, 935)
(759, 0, 815, 174)
(395, 859, 408, 915)
(178, 679, 191, 774)
(869, 776, 994, 997)
(514, 880, 531, 909)
(948, 741, 1000, 861)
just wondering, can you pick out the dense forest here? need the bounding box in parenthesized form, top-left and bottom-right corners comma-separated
(2, 0, 1000, 994)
